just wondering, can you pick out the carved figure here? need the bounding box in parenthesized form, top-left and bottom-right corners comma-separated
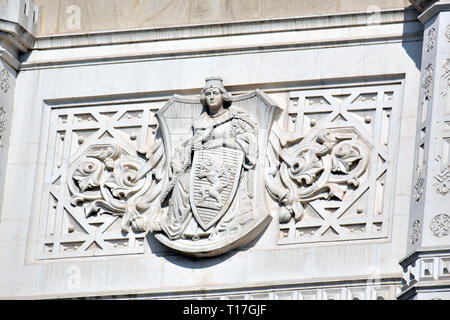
(158, 78, 258, 240)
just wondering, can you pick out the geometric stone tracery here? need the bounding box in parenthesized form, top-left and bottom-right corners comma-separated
(269, 84, 400, 244)
(37, 104, 160, 259)
(36, 81, 401, 259)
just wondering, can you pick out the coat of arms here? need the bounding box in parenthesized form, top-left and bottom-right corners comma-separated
(147, 77, 281, 256)
(64, 77, 375, 258)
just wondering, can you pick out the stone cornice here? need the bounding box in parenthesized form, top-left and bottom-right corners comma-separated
(33, 8, 419, 50)
(409, 0, 439, 12)
(418, 1, 450, 23)
(0, 0, 40, 70)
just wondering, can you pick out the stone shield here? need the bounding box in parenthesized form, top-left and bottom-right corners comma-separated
(190, 147, 244, 231)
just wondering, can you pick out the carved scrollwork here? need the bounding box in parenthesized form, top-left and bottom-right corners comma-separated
(0, 106, 6, 148)
(414, 169, 425, 201)
(68, 139, 165, 233)
(0, 69, 10, 94)
(265, 125, 370, 223)
(423, 63, 434, 99)
(425, 27, 436, 52)
(434, 166, 450, 195)
(440, 59, 450, 96)
(410, 219, 421, 244)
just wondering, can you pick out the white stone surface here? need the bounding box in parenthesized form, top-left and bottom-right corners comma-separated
(0, 3, 431, 299)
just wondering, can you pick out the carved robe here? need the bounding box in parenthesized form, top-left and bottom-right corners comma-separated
(161, 105, 258, 240)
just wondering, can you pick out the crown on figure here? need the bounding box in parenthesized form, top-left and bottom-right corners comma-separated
(204, 77, 225, 91)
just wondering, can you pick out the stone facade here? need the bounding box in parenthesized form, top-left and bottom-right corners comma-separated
(0, 0, 448, 300)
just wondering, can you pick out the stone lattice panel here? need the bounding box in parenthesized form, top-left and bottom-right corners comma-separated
(36, 102, 161, 259)
(276, 83, 401, 244)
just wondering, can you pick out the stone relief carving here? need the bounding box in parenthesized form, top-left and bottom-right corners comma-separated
(434, 166, 450, 195)
(38, 103, 162, 259)
(425, 27, 436, 52)
(446, 25, 450, 42)
(37, 79, 401, 258)
(410, 219, 421, 245)
(68, 141, 157, 233)
(267, 85, 399, 244)
(423, 63, 434, 100)
(266, 127, 369, 224)
(430, 214, 450, 238)
(414, 169, 425, 201)
(440, 59, 450, 96)
(0, 69, 10, 94)
(146, 78, 279, 256)
(0, 106, 6, 148)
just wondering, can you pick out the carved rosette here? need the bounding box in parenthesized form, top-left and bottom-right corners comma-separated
(430, 214, 450, 238)
(410, 219, 421, 244)
(0, 69, 10, 94)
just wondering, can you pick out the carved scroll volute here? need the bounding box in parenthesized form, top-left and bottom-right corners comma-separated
(68, 137, 166, 233)
(265, 125, 370, 224)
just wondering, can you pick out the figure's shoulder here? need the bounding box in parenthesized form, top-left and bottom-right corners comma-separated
(229, 106, 257, 128)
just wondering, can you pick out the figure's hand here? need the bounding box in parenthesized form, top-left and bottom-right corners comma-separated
(192, 142, 202, 151)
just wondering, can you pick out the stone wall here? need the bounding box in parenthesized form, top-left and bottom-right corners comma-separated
(34, 0, 411, 35)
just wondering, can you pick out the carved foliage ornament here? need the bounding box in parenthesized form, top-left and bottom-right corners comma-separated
(64, 78, 392, 257)
(0, 69, 10, 93)
(410, 219, 421, 244)
(425, 27, 436, 52)
(423, 63, 433, 99)
(440, 59, 450, 96)
(265, 127, 369, 223)
(68, 141, 157, 233)
(414, 169, 425, 201)
(0, 106, 5, 148)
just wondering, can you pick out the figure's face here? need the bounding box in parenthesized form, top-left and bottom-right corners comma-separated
(204, 88, 224, 113)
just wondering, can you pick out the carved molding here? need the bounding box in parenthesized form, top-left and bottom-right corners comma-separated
(409, 0, 438, 13)
(401, 253, 450, 293)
